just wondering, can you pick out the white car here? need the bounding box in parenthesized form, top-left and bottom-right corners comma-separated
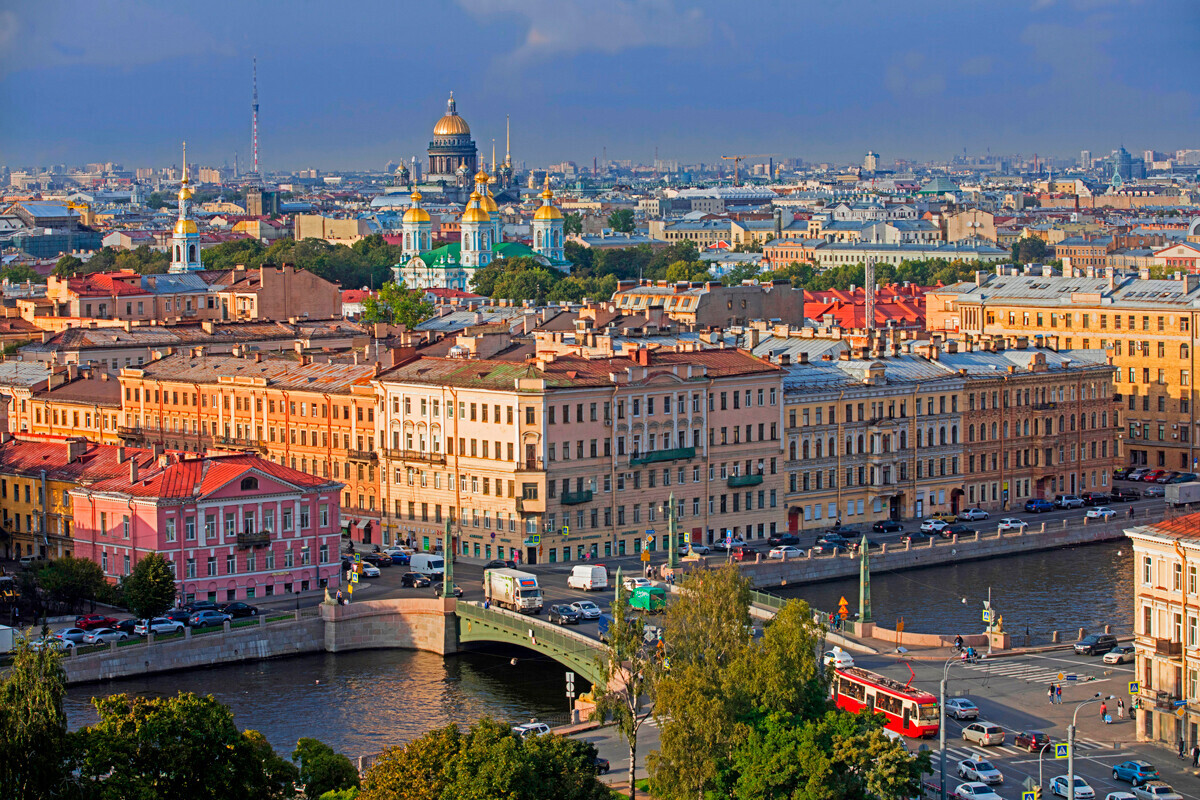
(959, 508, 989, 521)
(30, 635, 74, 652)
(954, 782, 1003, 800)
(512, 722, 551, 738)
(957, 757, 1003, 785)
(360, 563, 381, 578)
(1131, 784, 1182, 800)
(997, 518, 1028, 532)
(1103, 645, 1135, 664)
(944, 697, 979, 720)
(133, 617, 185, 636)
(82, 628, 129, 645)
(623, 576, 651, 592)
(569, 600, 602, 619)
(920, 518, 950, 533)
(769, 545, 805, 559)
(1051, 775, 1096, 799)
(823, 648, 855, 669)
(1104, 793, 1137, 800)
(678, 543, 711, 555)
(1086, 506, 1116, 520)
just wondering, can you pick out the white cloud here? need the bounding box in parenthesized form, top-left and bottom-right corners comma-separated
(457, 0, 712, 62)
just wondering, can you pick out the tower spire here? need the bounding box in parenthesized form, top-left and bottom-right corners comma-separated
(251, 56, 260, 178)
(492, 140, 496, 173)
(505, 115, 511, 165)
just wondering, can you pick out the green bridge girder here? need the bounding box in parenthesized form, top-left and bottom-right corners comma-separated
(455, 601, 607, 687)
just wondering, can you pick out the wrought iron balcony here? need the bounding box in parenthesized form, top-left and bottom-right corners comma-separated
(383, 448, 445, 465)
(516, 458, 544, 472)
(347, 449, 379, 463)
(236, 530, 271, 548)
(728, 473, 764, 488)
(561, 490, 593, 505)
(630, 446, 695, 466)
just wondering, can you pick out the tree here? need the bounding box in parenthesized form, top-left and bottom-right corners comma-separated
(360, 723, 460, 800)
(360, 282, 434, 328)
(294, 737, 360, 800)
(608, 209, 635, 233)
(1012, 236, 1047, 265)
(53, 253, 84, 276)
(592, 576, 658, 799)
(1, 264, 42, 283)
(0, 638, 72, 800)
(563, 212, 583, 236)
(36, 555, 107, 613)
(120, 552, 176, 620)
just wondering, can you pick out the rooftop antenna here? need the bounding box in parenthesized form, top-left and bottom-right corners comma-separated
(252, 56, 260, 177)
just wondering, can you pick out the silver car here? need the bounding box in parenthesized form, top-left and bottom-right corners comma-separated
(962, 722, 1005, 746)
(957, 758, 1003, 785)
(82, 627, 129, 645)
(945, 698, 979, 720)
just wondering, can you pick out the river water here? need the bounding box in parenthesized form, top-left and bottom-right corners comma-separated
(774, 539, 1134, 643)
(65, 541, 1133, 758)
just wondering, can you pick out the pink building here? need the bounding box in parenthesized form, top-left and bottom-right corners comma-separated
(71, 452, 343, 604)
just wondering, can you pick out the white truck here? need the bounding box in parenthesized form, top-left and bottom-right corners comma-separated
(1166, 482, 1200, 506)
(484, 568, 543, 614)
(567, 564, 608, 591)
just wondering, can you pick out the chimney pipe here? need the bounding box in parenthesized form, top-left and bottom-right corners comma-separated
(129, 458, 139, 483)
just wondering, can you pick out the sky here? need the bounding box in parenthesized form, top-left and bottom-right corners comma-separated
(1, 0, 1197, 172)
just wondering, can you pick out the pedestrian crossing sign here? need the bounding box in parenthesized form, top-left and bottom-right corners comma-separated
(1054, 743, 1069, 759)
(1022, 792, 1037, 800)
(1128, 680, 1140, 695)
(982, 609, 993, 623)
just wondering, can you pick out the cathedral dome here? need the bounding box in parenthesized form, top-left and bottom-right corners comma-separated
(174, 218, 198, 235)
(403, 191, 430, 223)
(433, 92, 470, 136)
(534, 180, 562, 220)
(461, 192, 491, 224)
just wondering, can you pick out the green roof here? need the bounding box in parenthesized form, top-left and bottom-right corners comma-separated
(404, 241, 570, 270)
(919, 176, 960, 194)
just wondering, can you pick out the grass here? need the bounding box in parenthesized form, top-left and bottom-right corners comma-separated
(265, 613, 293, 623)
(230, 618, 261, 630)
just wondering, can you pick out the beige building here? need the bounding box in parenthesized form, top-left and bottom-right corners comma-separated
(294, 215, 374, 245)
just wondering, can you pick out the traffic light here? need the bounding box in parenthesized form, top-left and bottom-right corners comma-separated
(1033, 787, 1041, 800)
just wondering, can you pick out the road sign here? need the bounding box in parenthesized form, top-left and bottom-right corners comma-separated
(1128, 680, 1140, 695)
(562, 525, 570, 538)
(1054, 743, 1069, 759)
(1065, 674, 1077, 682)
(1058, 672, 1065, 681)
(982, 609, 993, 623)
(1174, 699, 1187, 708)
(641, 550, 651, 562)
(531, 534, 540, 545)
(1176, 705, 1188, 717)
(351, 571, 359, 584)
(1022, 777, 1037, 791)
(1022, 792, 1037, 800)
(838, 596, 849, 620)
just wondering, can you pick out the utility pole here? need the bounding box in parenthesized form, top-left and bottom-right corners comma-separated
(442, 519, 453, 591)
(667, 491, 679, 569)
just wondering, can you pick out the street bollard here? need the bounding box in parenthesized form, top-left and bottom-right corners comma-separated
(1105, 624, 1112, 634)
(905, 539, 911, 551)
(952, 534, 958, 544)
(975, 531, 981, 542)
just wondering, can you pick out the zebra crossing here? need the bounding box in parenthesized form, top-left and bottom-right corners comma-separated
(929, 737, 1112, 767)
(957, 659, 1108, 686)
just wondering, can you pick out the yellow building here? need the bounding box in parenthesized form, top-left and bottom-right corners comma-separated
(9, 366, 124, 444)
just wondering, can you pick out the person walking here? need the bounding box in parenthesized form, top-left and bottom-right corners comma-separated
(1048, 684, 1056, 705)
(1116, 698, 1125, 719)
(1100, 701, 1107, 720)
(1178, 737, 1186, 759)
(1192, 744, 1199, 767)
(1055, 685, 1063, 704)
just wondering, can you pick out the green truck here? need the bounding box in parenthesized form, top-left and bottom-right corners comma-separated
(628, 585, 667, 613)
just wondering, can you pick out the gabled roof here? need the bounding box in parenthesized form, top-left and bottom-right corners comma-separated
(81, 452, 337, 500)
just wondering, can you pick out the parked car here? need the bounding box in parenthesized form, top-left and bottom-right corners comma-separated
(593, 756, 610, 775)
(822, 648, 854, 669)
(569, 600, 602, 620)
(188, 610, 232, 628)
(75, 614, 118, 631)
(1051, 775, 1096, 799)
(954, 783, 1003, 800)
(962, 722, 1005, 746)
(1142, 470, 1166, 483)
(1081, 491, 1111, 506)
(1112, 467, 1133, 480)
(401, 572, 431, 588)
(1013, 730, 1052, 752)
(1074, 633, 1118, 655)
(1104, 645, 1136, 665)
(548, 604, 581, 625)
(901, 530, 936, 542)
(1127, 468, 1149, 481)
(997, 518, 1028, 532)
(944, 698, 980, 720)
(1086, 506, 1116, 520)
(134, 617, 186, 636)
(163, 608, 192, 625)
(433, 582, 463, 598)
(360, 563, 381, 578)
(678, 542, 711, 555)
(769, 545, 805, 559)
(767, 533, 801, 547)
(623, 576, 652, 592)
(1104, 793, 1137, 800)
(1025, 498, 1055, 513)
(817, 532, 849, 546)
(942, 524, 974, 539)
(872, 520, 904, 533)
(920, 518, 950, 533)
(1130, 783, 1181, 800)
(1167, 473, 1197, 484)
(729, 545, 758, 562)
(957, 757, 1003, 785)
(511, 722, 551, 739)
(484, 559, 518, 570)
(1111, 487, 1142, 501)
(111, 619, 139, 635)
(1054, 494, 1084, 509)
(958, 508, 990, 521)
(1111, 761, 1160, 786)
(1156, 471, 1181, 484)
(812, 539, 846, 554)
(221, 602, 259, 618)
(182, 600, 220, 614)
(53, 627, 89, 644)
(1144, 485, 1165, 498)
(82, 628, 129, 645)
(30, 636, 74, 652)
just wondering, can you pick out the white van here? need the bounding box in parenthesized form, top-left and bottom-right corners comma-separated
(409, 553, 445, 577)
(567, 564, 608, 591)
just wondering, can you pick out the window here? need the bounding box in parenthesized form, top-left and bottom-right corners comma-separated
(241, 476, 259, 491)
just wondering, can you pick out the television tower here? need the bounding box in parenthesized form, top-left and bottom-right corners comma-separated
(251, 57, 260, 179)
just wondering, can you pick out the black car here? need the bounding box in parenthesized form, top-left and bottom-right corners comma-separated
(401, 572, 432, 588)
(548, 604, 581, 625)
(1074, 633, 1119, 655)
(433, 582, 463, 598)
(163, 608, 192, 625)
(182, 600, 219, 614)
(941, 524, 974, 539)
(817, 532, 849, 546)
(363, 553, 392, 568)
(1081, 491, 1111, 506)
(767, 534, 801, 547)
(871, 520, 903, 533)
(221, 602, 259, 619)
(593, 756, 610, 775)
(1110, 487, 1141, 502)
(111, 618, 139, 635)
(484, 559, 519, 570)
(1113, 467, 1133, 480)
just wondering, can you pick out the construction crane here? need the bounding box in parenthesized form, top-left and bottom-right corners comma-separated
(720, 154, 776, 187)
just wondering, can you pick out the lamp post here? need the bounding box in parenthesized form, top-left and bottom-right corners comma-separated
(1068, 693, 1113, 799)
(940, 655, 976, 800)
(1037, 740, 1053, 788)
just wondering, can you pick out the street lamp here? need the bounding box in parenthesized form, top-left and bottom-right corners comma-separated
(1037, 740, 1053, 788)
(1068, 693, 1114, 799)
(940, 655, 979, 800)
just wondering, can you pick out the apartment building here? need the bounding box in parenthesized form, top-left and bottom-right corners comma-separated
(376, 347, 784, 564)
(928, 269, 1200, 469)
(1124, 516, 1200, 751)
(611, 279, 805, 328)
(114, 354, 384, 540)
(8, 365, 123, 444)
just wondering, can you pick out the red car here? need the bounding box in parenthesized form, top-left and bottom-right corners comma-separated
(75, 614, 118, 630)
(1142, 470, 1166, 483)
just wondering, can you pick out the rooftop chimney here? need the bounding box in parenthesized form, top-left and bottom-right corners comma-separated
(129, 458, 139, 484)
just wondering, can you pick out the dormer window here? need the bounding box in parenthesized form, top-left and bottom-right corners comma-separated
(240, 476, 259, 491)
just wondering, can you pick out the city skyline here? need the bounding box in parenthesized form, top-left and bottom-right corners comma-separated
(2, 0, 1197, 171)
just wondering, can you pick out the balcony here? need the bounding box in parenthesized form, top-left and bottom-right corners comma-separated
(630, 446, 695, 466)
(347, 449, 378, 463)
(1153, 638, 1183, 658)
(117, 426, 147, 440)
(1032, 402, 1057, 411)
(236, 530, 271, 548)
(1152, 689, 1183, 711)
(516, 496, 545, 515)
(561, 490, 593, 505)
(383, 448, 445, 465)
(214, 436, 266, 453)
(516, 458, 544, 472)
(728, 473, 764, 488)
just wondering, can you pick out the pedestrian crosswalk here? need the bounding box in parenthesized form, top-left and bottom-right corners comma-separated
(929, 738, 1112, 766)
(958, 659, 1104, 686)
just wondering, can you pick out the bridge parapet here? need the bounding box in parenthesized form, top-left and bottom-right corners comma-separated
(455, 601, 607, 686)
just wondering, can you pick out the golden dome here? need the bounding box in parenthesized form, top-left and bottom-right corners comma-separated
(174, 218, 198, 235)
(403, 207, 431, 224)
(461, 192, 491, 224)
(534, 204, 563, 221)
(178, 183, 193, 201)
(433, 93, 470, 136)
(474, 169, 490, 184)
(479, 192, 499, 214)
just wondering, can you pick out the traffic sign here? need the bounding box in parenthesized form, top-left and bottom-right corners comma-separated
(1022, 777, 1037, 791)
(1174, 700, 1187, 708)
(1065, 674, 1077, 681)
(1057, 672, 1065, 681)
(530, 534, 540, 545)
(838, 596, 849, 620)
(982, 609, 993, 623)
(1022, 792, 1037, 800)
(562, 525, 570, 538)
(1128, 680, 1140, 695)
(640, 550, 651, 562)
(1054, 743, 1069, 759)
(351, 571, 359, 584)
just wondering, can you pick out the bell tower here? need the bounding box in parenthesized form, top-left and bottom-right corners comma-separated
(169, 142, 203, 273)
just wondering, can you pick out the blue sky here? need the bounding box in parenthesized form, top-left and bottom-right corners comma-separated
(1, 0, 1196, 171)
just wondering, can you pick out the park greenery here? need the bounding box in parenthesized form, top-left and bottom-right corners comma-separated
(360, 281, 435, 328)
(592, 565, 928, 800)
(118, 552, 178, 620)
(200, 235, 401, 290)
(55, 246, 170, 277)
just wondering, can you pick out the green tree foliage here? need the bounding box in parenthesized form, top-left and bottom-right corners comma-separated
(360, 718, 606, 800)
(547, 274, 618, 303)
(0, 264, 42, 283)
(664, 260, 710, 283)
(76, 692, 299, 800)
(294, 737, 361, 800)
(119, 552, 177, 620)
(319, 790, 361, 800)
(0, 639, 71, 800)
(1011, 236, 1047, 265)
(200, 234, 401, 291)
(361, 282, 434, 328)
(607, 208, 635, 233)
(470, 256, 561, 303)
(563, 212, 583, 236)
(36, 555, 107, 613)
(54, 253, 85, 275)
(54, 245, 170, 277)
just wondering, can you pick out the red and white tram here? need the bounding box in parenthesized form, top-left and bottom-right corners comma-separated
(831, 666, 940, 738)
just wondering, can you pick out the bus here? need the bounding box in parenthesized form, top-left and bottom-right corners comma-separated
(831, 666, 940, 738)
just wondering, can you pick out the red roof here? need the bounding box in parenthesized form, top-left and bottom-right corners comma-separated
(0, 435, 156, 483)
(85, 452, 337, 500)
(1142, 512, 1200, 541)
(424, 288, 485, 300)
(341, 289, 375, 303)
(66, 270, 146, 297)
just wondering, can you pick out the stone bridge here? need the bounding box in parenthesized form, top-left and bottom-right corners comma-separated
(455, 601, 607, 686)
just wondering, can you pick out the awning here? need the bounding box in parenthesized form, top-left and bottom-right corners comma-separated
(356, 519, 369, 530)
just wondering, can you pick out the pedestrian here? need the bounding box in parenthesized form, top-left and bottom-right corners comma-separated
(1192, 744, 1199, 768)
(1117, 698, 1124, 719)
(1048, 684, 1056, 705)
(955, 634, 964, 651)
(1056, 685, 1062, 704)
(1100, 701, 1107, 720)
(1179, 738, 1186, 759)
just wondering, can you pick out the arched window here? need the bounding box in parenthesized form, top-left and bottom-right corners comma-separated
(828, 436, 835, 455)
(1183, 343, 1190, 359)
(240, 476, 259, 491)
(939, 426, 946, 445)
(1059, 414, 1066, 433)
(1070, 414, 1076, 431)
(845, 436, 853, 455)
(802, 440, 810, 459)
(536, 230, 543, 247)
(1090, 413, 1096, 429)
(857, 434, 865, 453)
(968, 424, 975, 442)
(916, 429, 923, 448)
(174, 245, 181, 261)
(815, 439, 823, 458)
(789, 441, 796, 460)
(188, 244, 196, 262)
(951, 425, 959, 444)
(899, 430, 907, 449)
